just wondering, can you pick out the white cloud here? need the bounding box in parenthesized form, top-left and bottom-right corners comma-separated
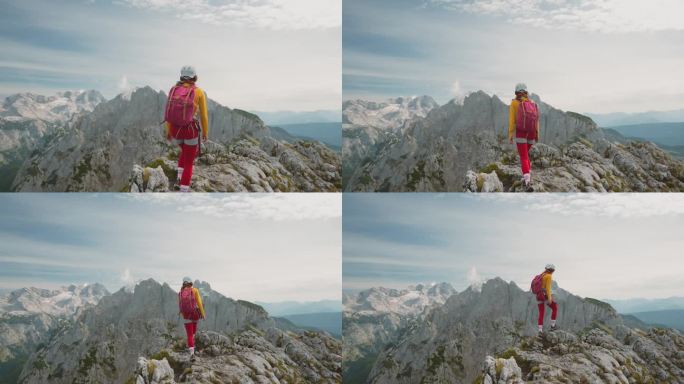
(479, 193, 684, 218)
(428, 0, 684, 33)
(121, 0, 341, 30)
(117, 74, 132, 93)
(450, 80, 463, 96)
(122, 193, 341, 221)
(467, 266, 485, 292)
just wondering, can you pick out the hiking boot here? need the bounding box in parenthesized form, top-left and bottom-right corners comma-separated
(550, 324, 557, 331)
(173, 178, 181, 191)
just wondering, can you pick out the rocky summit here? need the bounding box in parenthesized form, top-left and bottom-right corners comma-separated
(342, 283, 456, 383)
(343, 91, 684, 192)
(4, 87, 340, 192)
(343, 278, 683, 384)
(16, 279, 342, 384)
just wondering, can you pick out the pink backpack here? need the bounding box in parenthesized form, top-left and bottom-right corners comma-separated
(165, 85, 196, 128)
(531, 272, 546, 295)
(515, 99, 539, 133)
(179, 288, 198, 319)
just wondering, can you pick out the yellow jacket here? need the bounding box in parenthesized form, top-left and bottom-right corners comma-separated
(179, 287, 206, 319)
(165, 82, 209, 138)
(542, 273, 553, 301)
(508, 97, 540, 141)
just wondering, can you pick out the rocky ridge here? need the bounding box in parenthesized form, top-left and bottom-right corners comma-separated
(343, 92, 684, 192)
(361, 278, 683, 384)
(7, 87, 340, 192)
(478, 327, 683, 383)
(17, 279, 341, 384)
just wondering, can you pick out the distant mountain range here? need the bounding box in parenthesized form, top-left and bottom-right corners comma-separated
(256, 299, 341, 316)
(586, 109, 684, 127)
(279, 312, 342, 338)
(276, 122, 341, 149)
(604, 296, 684, 313)
(250, 109, 341, 125)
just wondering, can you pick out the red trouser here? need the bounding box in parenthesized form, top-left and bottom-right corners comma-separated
(537, 294, 558, 326)
(170, 121, 200, 187)
(184, 321, 197, 348)
(515, 129, 537, 174)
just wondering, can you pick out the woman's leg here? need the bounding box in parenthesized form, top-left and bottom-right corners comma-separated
(180, 144, 198, 189)
(184, 322, 193, 348)
(526, 143, 533, 174)
(537, 302, 545, 330)
(516, 142, 531, 175)
(548, 301, 558, 325)
(177, 144, 187, 182)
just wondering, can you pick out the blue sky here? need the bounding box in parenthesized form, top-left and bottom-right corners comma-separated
(343, 0, 684, 114)
(0, 0, 341, 111)
(343, 193, 684, 300)
(0, 194, 341, 302)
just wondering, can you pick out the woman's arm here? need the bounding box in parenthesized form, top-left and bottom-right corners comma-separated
(194, 288, 206, 319)
(508, 101, 516, 141)
(198, 89, 209, 139)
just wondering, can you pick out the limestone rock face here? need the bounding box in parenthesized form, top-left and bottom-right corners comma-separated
(363, 278, 635, 383)
(17, 279, 342, 384)
(342, 283, 456, 382)
(343, 92, 684, 192)
(10, 87, 340, 192)
(357, 278, 684, 384)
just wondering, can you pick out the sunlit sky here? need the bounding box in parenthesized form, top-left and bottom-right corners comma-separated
(0, 0, 341, 111)
(343, 193, 684, 300)
(0, 194, 341, 303)
(343, 0, 684, 114)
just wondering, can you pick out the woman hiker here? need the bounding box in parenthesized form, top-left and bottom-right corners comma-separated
(508, 83, 540, 191)
(164, 65, 209, 192)
(178, 276, 206, 358)
(531, 264, 558, 334)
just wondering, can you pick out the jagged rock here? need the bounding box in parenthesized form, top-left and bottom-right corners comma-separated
(344, 91, 684, 192)
(135, 357, 175, 384)
(9, 87, 340, 192)
(481, 356, 523, 384)
(129, 164, 170, 192)
(464, 170, 504, 192)
(497, 328, 684, 383)
(138, 328, 341, 384)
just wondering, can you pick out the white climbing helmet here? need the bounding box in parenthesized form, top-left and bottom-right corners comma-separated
(545, 264, 556, 271)
(180, 65, 196, 78)
(515, 83, 528, 93)
(182, 276, 193, 284)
